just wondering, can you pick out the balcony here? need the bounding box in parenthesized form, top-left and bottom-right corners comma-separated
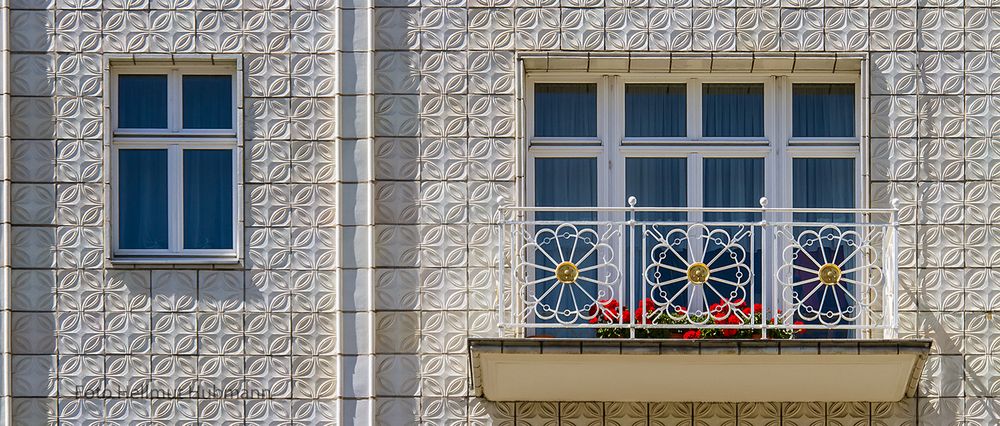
(470, 199, 931, 402)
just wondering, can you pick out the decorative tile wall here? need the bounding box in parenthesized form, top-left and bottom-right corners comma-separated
(5, 0, 999, 421)
(369, 0, 994, 424)
(6, 0, 344, 421)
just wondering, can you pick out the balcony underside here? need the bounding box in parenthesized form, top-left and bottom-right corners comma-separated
(470, 338, 931, 403)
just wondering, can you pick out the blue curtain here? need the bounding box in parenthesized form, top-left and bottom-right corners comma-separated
(626, 84, 686, 138)
(703, 158, 765, 308)
(119, 149, 169, 249)
(534, 84, 597, 138)
(626, 157, 686, 221)
(793, 158, 856, 337)
(793, 84, 855, 138)
(703, 158, 764, 222)
(118, 75, 168, 129)
(183, 75, 233, 129)
(793, 158, 855, 222)
(534, 158, 597, 337)
(183, 150, 234, 250)
(703, 84, 764, 138)
(626, 158, 688, 312)
(535, 158, 597, 221)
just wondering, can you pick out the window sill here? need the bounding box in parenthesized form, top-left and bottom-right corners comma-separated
(110, 255, 242, 266)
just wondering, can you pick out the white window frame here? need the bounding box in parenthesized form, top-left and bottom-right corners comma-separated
(108, 61, 243, 263)
(524, 72, 864, 214)
(524, 72, 865, 316)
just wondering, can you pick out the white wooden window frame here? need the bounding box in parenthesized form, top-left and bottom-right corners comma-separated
(524, 72, 864, 214)
(109, 62, 243, 263)
(524, 72, 864, 316)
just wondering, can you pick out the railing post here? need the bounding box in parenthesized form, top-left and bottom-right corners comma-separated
(628, 196, 637, 339)
(759, 197, 768, 339)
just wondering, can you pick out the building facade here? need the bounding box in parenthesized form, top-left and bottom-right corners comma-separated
(0, 0, 996, 422)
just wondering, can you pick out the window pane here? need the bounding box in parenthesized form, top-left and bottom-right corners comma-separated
(534, 158, 597, 220)
(626, 157, 687, 221)
(793, 158, 855, 222)
(626, 84, 687, 138)
(703, 158, 764, 222)
(703, 83, 764, 138)
(118, 75, 168, 129)
(792, 158, 856, 338)
(703, 158, 765, 309)
(183, 75, 233, 129)
(534, 158, 597, 338)
(793, 84, 855, 138)
(534, 83, 597, 138)
(626, 158, 688, 315)
(119, 149, 169, 249)
(183, 150, 234, 250)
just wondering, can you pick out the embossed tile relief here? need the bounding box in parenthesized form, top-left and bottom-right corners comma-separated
(4, 0, 1000, 422)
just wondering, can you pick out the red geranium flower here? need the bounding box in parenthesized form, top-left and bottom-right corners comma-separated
(634, 298, 657, 324)
(682, 330, 701, 339)
(588, 299, 622, 323)
(721, 328, 737, 337)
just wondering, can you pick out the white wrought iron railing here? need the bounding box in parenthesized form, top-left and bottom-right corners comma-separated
(496, 198, 900, 339)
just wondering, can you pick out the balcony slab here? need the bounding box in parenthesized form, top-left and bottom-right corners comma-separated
(469, 338, 931, 403)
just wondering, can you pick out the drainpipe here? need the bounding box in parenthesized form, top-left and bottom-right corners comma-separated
(0, 0, 13, 421)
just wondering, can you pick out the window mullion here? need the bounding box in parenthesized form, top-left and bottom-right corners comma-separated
(688, 79, 701, 140)
(169, 145, 184, 253)
(688, 154, 703, 221)
(169, 70, 181, 132)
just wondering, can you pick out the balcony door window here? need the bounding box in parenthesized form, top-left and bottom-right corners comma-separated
(703, 158, 765, 308)
(533, 158, 598, 337)
(526, 73, 861, 331)
(625, 158, 687, 310)
(792, 158, 857, 337)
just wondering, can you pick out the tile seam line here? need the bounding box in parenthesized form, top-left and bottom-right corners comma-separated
(1, 0, 11, 422)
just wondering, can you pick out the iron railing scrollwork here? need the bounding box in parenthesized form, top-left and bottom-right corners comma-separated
(496, 198, 900, 339)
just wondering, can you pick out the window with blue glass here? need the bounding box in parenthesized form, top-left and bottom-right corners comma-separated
(527, 76, 860, 331)
(703, 83, 765, 138)
(793, 158, 857, 338)
(183, 150, 234, 250)
(183, 75, 233, 129)
(118, 150, 169, 249)
(626, 158, 688, 314)
(703, 158, 765, 312)
(793, 84, 855, 138)
(626, 84, 686, 138)
(117, 75, 168, 129)
(534, 157, 598, 337)
(534, 83, 597, 138)
(112, 64, 238, 259)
